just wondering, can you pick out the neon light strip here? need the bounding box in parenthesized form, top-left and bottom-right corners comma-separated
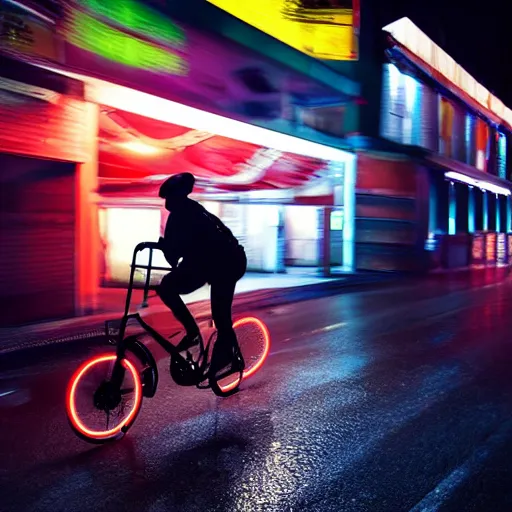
(64, 10, 188, 75)
(445, 171, 511, 196)
(445, 171, 474, 187)
(79, 0, 185, 48)
(468, 188, 475, 233)
(68, 73, 352, 162)
(383, 18, 512, 128)
(448, 182, 456, 235)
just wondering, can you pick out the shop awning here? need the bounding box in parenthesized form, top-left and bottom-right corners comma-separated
(95, 101, 349, 199)
(427, 154, 512, 195)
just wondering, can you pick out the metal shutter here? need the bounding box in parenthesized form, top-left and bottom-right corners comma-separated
(0, 92, 88, 163)
(0, 154, 76, 326)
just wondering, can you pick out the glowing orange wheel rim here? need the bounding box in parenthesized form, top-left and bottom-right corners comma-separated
(66, 354, 142, 441)
(218, 317, 271, 393)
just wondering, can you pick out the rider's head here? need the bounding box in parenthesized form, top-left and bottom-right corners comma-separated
(159, 172, 195, 211)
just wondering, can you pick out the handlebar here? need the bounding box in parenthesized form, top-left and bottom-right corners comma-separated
(123, 241, 168, 314)
(133, 241, 162, 253)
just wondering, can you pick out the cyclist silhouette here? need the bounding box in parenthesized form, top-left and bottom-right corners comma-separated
(156, 172, 247, 374)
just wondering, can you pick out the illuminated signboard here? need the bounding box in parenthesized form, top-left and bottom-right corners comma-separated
(485, 233, 497, 263)
(0, 1, 59, 62)
(497, 233, 507, 264)
(78, 0, 185, 49)
(62, 0, 188, 75)
(330, 210, 343, 230)
(508, 234, 512, 263)
(64, 9, 188, 75)
(471, 233, 484, 263)
(206, 0, 359, 61)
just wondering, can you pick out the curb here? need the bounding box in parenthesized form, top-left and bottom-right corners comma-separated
(0, 274, 399, 355)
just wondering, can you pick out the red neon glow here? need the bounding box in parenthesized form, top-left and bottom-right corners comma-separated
(66, 354, 142, 440)
(97, 107, 329, 193)
(219, 316, 271, 393)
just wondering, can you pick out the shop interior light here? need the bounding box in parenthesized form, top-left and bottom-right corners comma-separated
(146, 174, 172, 181)
(445, 171, 475, 186)
(482, 183, 511, 196)
(444, 171, 511, 196)
(117, 141, 162, 155)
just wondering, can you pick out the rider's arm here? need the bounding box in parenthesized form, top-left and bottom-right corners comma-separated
(159, 219, 182, 268)
(160, 239, 181, 268)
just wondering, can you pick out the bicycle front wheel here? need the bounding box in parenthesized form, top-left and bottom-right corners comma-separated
(66, 354, 143, 444)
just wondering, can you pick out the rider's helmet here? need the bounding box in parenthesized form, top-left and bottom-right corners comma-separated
(159, 172, 195, 199)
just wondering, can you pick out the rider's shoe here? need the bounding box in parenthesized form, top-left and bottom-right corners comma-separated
(176, 332, 202, 352)
(209, 334, 245, 377)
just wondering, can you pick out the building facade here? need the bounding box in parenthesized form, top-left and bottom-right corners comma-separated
(0, 0, 359, 324)
(355, 17, 512, 272)
(2, 0, 511, 325)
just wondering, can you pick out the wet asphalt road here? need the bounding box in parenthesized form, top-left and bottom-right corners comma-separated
(1, 273, 512, 512)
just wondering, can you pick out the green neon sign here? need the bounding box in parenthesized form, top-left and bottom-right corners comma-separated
(79, 0, 185, 49)
(66, 10, 188, 75)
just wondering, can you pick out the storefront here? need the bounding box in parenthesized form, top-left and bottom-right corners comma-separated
(29, 0, 356, 285)
(366, 18, 512, 273)
(1, 0, 357, 316)
(426, 163, 512, 270)
(88, 84, 356, 284)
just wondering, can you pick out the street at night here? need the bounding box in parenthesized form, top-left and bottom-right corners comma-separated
(1, 274, 512, 512)
(3, 0, 512, 511)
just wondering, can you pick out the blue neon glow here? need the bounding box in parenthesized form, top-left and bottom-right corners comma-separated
(448, 182, 456, 235)
(429, 185, 437, 233)
(465, 115, 473, 164)
(342, 156, 356, 270)
(497, 132, 507, 179)
(404, 75, 417, 111)
(468, 187, 475, 233)
(389, 64, 401, 99)
(496, 194, 501, 232)
(483, 192, 489, 231)
(507, 197, 512, 233)
(403, 74, 418, 145)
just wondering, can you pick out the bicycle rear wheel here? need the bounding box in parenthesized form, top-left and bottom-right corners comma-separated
(66, 354, 143, 444)
(209, 317, 271, 397)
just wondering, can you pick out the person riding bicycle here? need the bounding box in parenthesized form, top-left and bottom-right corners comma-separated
(156, 172, 247, 375)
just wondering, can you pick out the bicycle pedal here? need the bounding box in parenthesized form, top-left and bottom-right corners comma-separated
(211, 364, 244, 381)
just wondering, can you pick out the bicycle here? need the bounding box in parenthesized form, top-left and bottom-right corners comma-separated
(65, 242, 271, 444)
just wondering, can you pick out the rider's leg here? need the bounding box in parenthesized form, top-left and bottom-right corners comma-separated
(211, 279, 237, 342)
(210, 278, 239, 370)
(156, 265, 205, 338)
(209, 248, 247, 370)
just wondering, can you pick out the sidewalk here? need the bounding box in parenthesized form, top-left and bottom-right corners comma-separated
(0, 271, 396, 354)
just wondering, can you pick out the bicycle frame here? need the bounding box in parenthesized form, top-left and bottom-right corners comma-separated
(105, 242, 207, 386)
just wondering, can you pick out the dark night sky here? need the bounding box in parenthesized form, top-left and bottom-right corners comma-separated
(375, 0, 511, 107)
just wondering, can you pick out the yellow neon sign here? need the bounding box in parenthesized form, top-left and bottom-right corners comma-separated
(207, 0, 358, 61)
